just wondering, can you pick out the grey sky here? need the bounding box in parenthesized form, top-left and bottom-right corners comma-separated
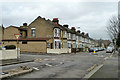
(0, 0, 118, 40)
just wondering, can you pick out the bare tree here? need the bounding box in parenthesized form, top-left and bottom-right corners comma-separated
(107, 16, 119, 40)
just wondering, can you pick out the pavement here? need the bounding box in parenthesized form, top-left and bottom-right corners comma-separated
(0, 51, 114, 79)
(89, 56, 119, 79)
(0, 56, 34, 66)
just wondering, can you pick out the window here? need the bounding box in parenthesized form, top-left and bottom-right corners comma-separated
(31, 28, 36, 38)
(54, 29, 57, 37)
(72, 34, 76, 40)
(61, 30, 62, 37)
(67, 33, 71, 39)
(47, 43, 50, 48)
(76, 36, 79, 41)
(54, 28, 60, 37)
(20, 31, 23, 38)
(79, 44, 82, 48)
(22, 41, 27, 44)
(55, 41, 61, 49)
(73, 43, 76, 48)
(68, 43, 71, 48)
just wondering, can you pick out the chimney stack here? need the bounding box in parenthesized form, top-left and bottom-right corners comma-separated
(52, 18, 59, 24)
(82, 32, 85, 35)
(71, 27, 76, 31)
(77, 30, 80, 33)
(23, 23, 27, 26)
(86, 33, 89, 36)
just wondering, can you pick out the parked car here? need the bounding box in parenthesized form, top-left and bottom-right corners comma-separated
(106, 47, 113, 53)
(89, 48, 94, 52)
(89, 48, 98, 52)
(98, 47, 104, 51)
(94, 47, 99, 52)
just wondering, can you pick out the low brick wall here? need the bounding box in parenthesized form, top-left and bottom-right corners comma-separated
(0, 49, 20, 60)
(47, 48, 71, 54)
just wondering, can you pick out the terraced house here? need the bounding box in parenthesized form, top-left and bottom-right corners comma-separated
(2, 16, 98, 54)
(0, 25, 4, 47)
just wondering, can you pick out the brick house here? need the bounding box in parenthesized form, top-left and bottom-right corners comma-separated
(0, 25, 4, 47)
(2, 16, 98, 53)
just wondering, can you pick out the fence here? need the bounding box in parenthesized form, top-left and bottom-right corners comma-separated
(47, 48, 71, 54)
(0, 48, 20, 60)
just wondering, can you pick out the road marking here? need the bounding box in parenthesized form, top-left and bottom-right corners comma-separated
(104, 57, 109, 60)
(87, 64, 97, 72)
(83, 64, 103, 79)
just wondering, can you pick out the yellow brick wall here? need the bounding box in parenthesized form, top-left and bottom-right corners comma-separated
(28, 17, 53, 38)
(4, 27, 20, 39)
(0, 27, 3, 46)
(3, 41, 47, 53)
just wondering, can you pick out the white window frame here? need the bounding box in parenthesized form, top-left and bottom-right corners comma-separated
(72, 34, 76, 40)
(31, 28, 36, 38)
(54, 28, 60, 37)
(67, 33, 71, 39)
(54, 39, 61, 49)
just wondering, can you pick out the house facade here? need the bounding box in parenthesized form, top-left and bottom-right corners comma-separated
(0, 25, 4, 47)
(2, 16, 98, 53)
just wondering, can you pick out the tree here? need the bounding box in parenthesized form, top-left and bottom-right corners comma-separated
(107, 16, 120, 47)
(116, 32, 120, 47)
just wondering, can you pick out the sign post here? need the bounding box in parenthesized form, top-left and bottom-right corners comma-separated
(14, 34, 20, 60)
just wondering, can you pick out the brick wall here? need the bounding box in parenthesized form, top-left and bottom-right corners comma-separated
(4, 27, 20, 39)
(0, 27, 2, 45)
(3, 41, 47, 53)
(28, 17, 53, 38)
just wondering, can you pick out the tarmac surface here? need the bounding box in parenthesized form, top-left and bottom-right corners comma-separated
(90, 56, 119, 79)
(0, 51, 113, 79)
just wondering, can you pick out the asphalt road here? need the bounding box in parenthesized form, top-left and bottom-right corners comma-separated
(1, 51, 111, 79)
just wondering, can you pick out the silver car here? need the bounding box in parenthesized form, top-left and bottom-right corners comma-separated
(106, 47, 113, 53)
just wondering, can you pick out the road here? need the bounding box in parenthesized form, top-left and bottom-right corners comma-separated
(1, 51, 111, 79)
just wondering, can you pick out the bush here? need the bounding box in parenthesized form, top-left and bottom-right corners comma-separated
(0, 46, 2, 50)
(5, 45, 16, 50)
(79, 48, 83, 52)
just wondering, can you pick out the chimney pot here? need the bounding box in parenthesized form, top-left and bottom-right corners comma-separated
(71, 27, 76, 31)
(23, 23, 27, 26)
(86, 33, 89, 36)
(52, 18, 59, 24)
(77, 30, 80, 33)
(82, 32, 85, 35)
(53, 18, 58, 21)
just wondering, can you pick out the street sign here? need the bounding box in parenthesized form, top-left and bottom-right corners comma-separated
(14, 34, 20, 60)
(14, 34, 20, 39)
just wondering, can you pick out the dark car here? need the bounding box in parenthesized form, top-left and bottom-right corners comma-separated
(89, 48, 98, 52)
(89, 48, 94, 52)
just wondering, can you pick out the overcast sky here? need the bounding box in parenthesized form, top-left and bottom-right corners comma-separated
(0, 0, 118, 40)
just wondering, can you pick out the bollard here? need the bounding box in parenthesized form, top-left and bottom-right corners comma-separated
(94, 50, 95, 54)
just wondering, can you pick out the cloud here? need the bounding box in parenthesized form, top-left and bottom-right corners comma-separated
(1, 1, 118, 40)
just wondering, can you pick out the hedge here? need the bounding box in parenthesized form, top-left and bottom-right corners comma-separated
(5, 45, 16, 50)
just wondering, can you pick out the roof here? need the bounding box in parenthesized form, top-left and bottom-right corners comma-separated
(52, 23, 63, 30)
(5, 26, 19, 29)
(5, 26, 27, 31)
(2, 38, 50, 41)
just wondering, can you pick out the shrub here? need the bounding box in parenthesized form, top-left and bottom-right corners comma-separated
(5, 45, 16, 50)
(80, 48, 83, 52)
(0, 46, 2, 50)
